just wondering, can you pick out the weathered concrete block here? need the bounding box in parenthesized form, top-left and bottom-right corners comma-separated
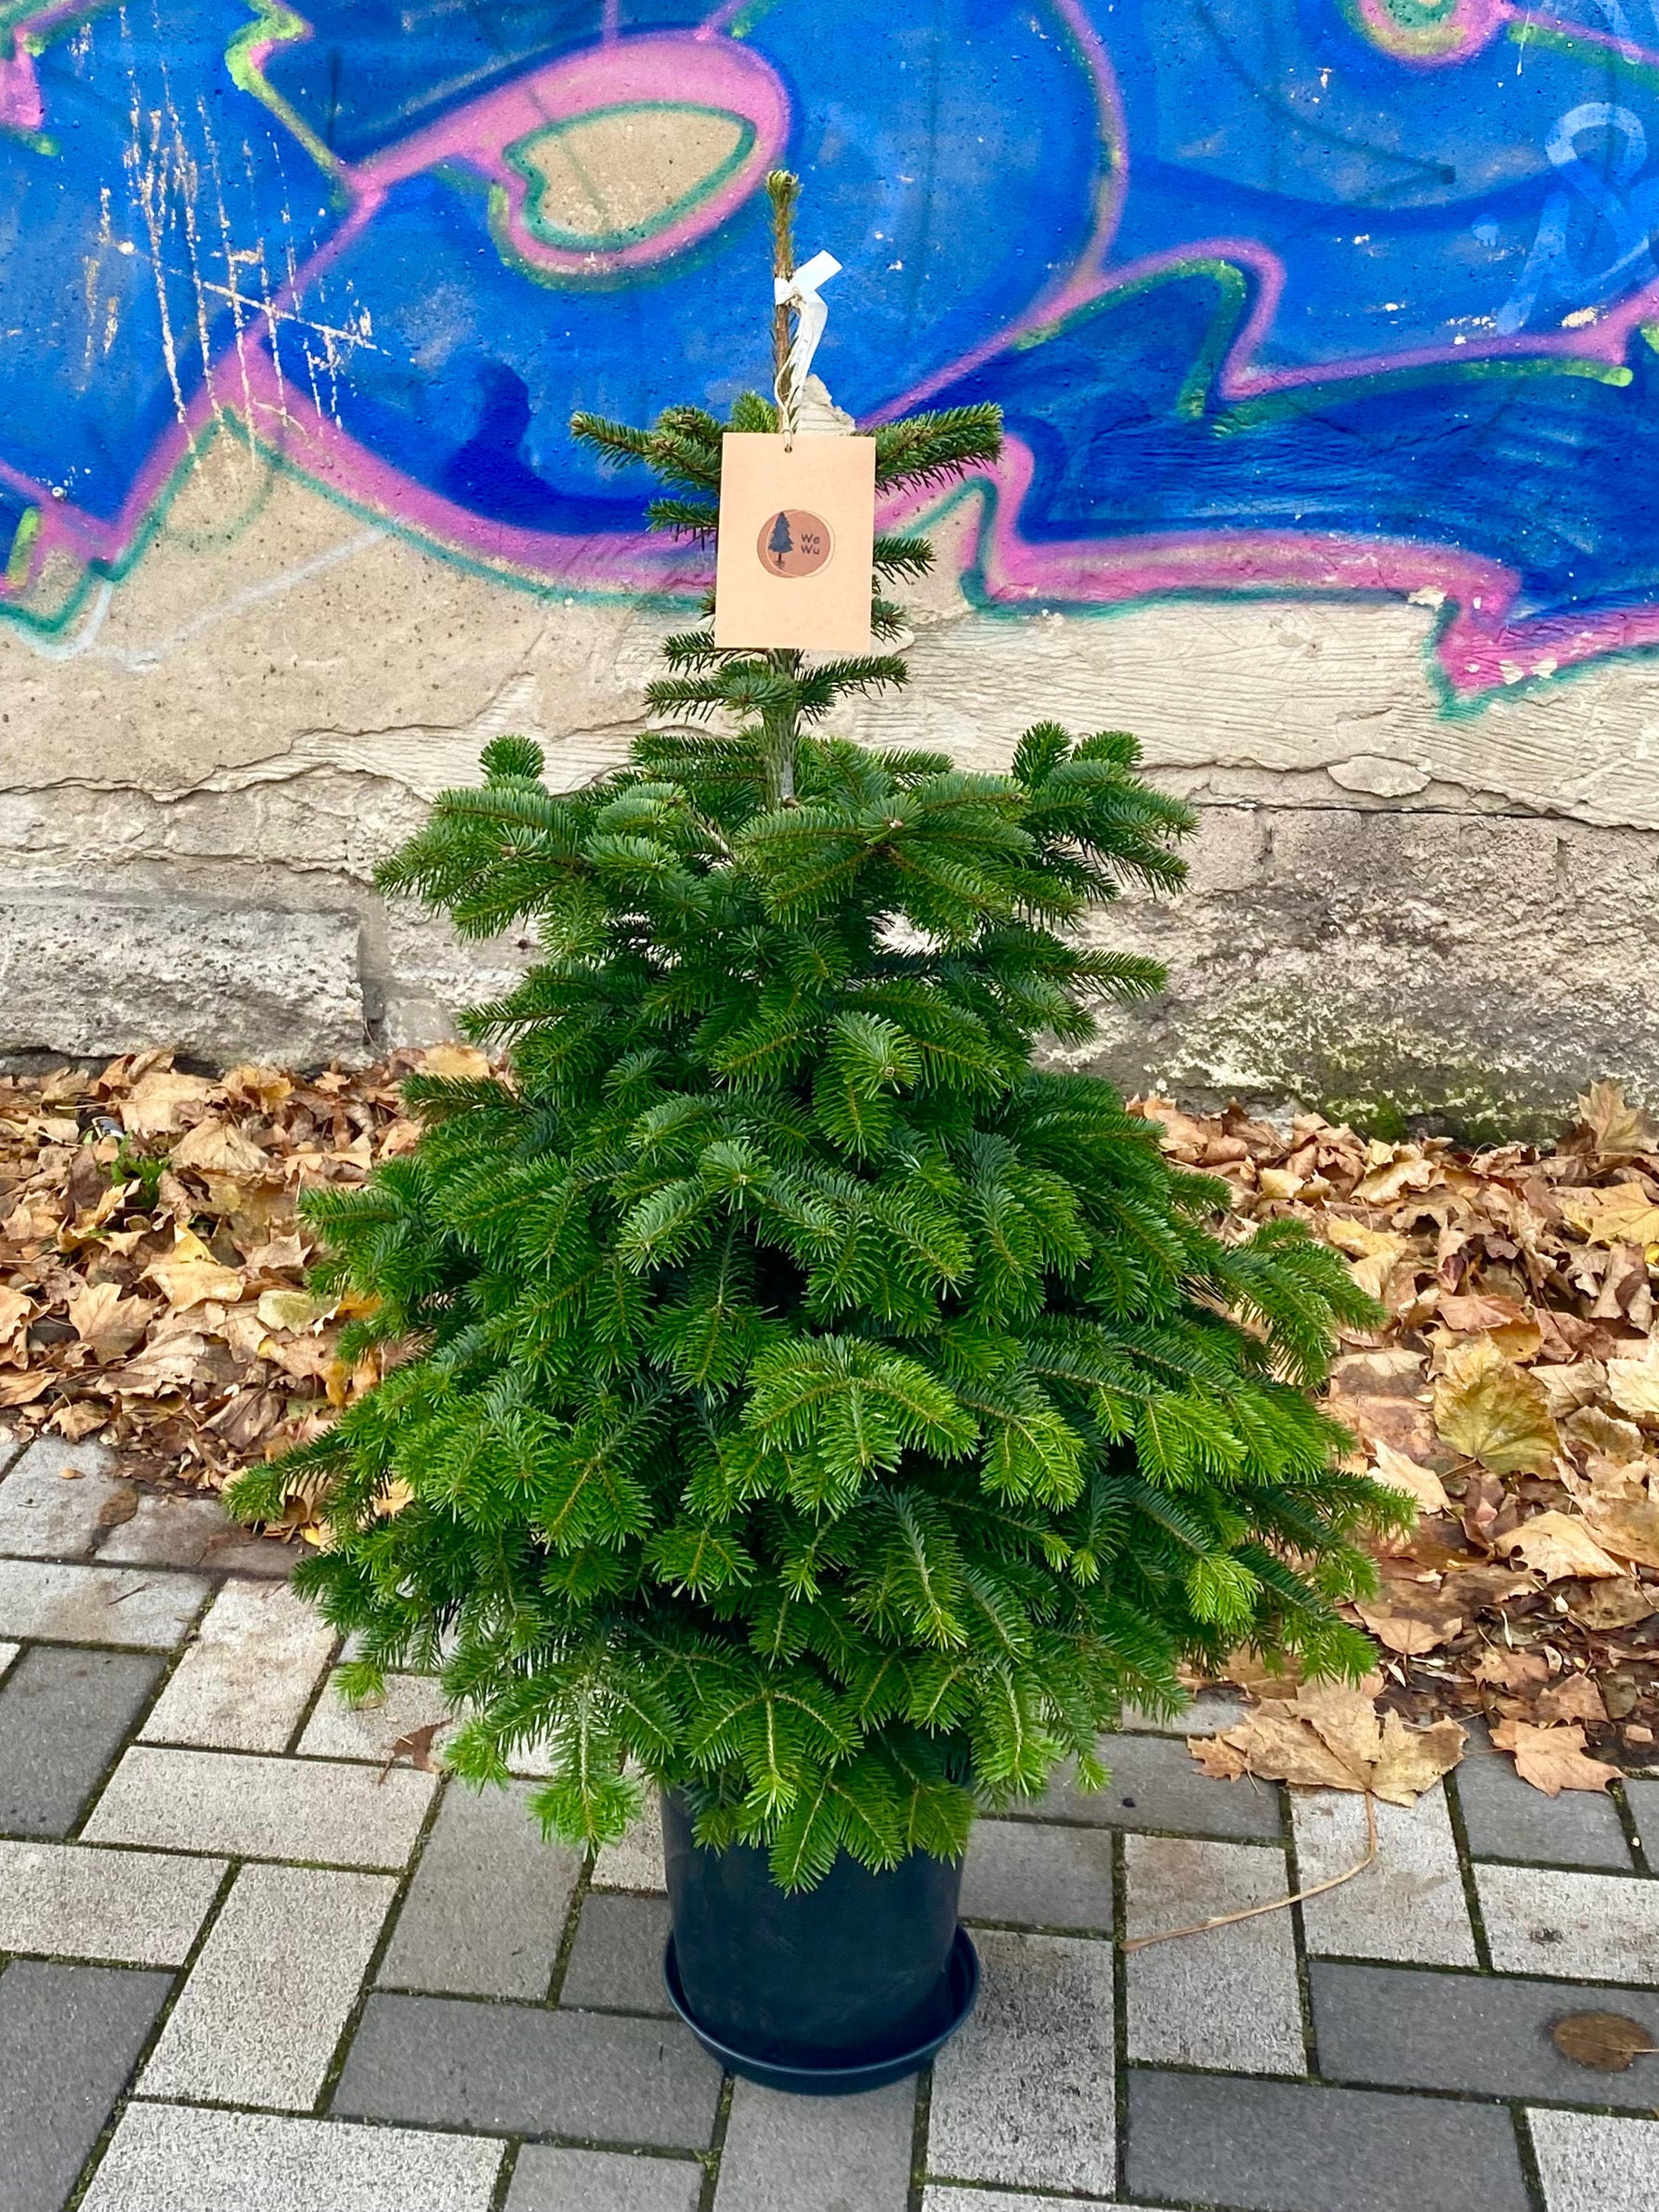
(1076, 801, 1659, 1139)
(0, 892, 365, 1067)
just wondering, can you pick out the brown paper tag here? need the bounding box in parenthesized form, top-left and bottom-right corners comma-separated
(713, 432, 876, 651)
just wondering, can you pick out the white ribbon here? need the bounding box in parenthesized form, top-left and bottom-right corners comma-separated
(775, 248, 842, 439)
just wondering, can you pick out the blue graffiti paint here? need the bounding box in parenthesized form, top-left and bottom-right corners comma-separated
(9, 0, 1659, 682)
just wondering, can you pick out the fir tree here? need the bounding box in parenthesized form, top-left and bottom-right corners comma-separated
(229, 173, 1402, 1888)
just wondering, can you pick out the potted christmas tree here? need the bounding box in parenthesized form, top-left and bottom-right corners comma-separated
(229, 174, 1395, 2094)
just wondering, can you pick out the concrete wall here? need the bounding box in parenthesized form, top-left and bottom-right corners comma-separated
(6, 0, 1659, 1132)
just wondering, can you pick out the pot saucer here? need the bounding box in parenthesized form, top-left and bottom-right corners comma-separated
(662, 1924, 980, 2097)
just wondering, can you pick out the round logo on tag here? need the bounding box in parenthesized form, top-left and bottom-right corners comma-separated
(757, 509, 833, 578)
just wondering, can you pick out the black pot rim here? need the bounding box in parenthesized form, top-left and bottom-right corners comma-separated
(662, 1923, 980, 2097)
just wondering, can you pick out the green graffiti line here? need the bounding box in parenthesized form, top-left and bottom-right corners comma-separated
(225, 0, 348, 185)
(5, 504, 38, 586)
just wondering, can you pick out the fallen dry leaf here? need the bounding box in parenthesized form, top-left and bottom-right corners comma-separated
(1581, 1483, 1659, 1571)
(1490, 1717, 1621, 1795)
(1433, 1337, 1561, 1475)
(143, 1228, 248, 1313)
(255, 1288, 326, 1334)
(1567, 1578, 1659, 1630)
(379, 1719, 451, 1779)
(1471, 1647, 1550, 1694)
(1368, 1441, 1452, 1518)
(1550, 2009, 1659, 2072)
(1191, 1678, 1466, 1806)
(168, 1119, 272, 1179)
(1575, 1081, 1658, 1163)
(414, 1042, 491, 1081)
(66, 1282, 156, 1364)
(1557, 1182, 1659, 1250)
(1607, 1350, 1659, 1426)
(119, 1069, 216, 1140)
(1507, 1512, 1624, 1582)
(1535, 1673, 1609, 1725)
(1353, 1573, 1469, 1656)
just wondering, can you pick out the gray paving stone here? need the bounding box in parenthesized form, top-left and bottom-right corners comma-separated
(141, 1862, 395, 2109)
(714, 2077, 916, 2212)
(0, 1642, 16, 1681)
(1528, 2109, 1659, 2212)
(96, 1491, 294, 1576)
(139, 1578, 335, 1752)
(1125, 2067, 1532, 2212)
(923, 2196, 1128, 2212)
(0, 1959, 172, 2212)
(562, 1891, 672, 2015)
(1119, 1687, 1248, 1735)
(1293, 1783, 1478, 1967)
(78, 2104, 503, 2212)
(1025, 1732, 1284, 1840)
(1475, 1862, 1659, 1982)
(0, 1839, 225, 1965)
(0, 1441, 126, 1558)
(333, 1991, 723, 2148)
(960, 1817, 1113, 1931)
(927, 1930, 1116, 2195)
(297, 1668, 450, 1761)
(0, 1559, 208, 1647)
(1311, 1958, 1659, 2109)
(0, 1426, 19, 1474)
(1454, 1724, 1632, 1869)
(506, 2148, 703, 2212)
(0, 1645, 163, 1837)
(1125, 1834, 1305, 2075)
(593, 1791, 666, 1891)
(83, 1746, 436, 1866)
(378, 1780, 577, 1998)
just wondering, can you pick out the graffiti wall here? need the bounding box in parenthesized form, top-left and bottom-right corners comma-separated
(13, 0, 1659, 689)
(5, 0, 1659, 1112)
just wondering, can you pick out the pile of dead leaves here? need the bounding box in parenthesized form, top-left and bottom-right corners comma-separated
(1137, 1081, 1659, 1787)
(0, 1043, 488, 1518)
(3, 1041, 1657, 1787)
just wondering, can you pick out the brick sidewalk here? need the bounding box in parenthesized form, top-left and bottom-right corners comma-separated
(1, 1435, 1656, 2212)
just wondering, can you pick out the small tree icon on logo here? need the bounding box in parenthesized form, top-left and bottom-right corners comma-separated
(766, 511, 793, 569)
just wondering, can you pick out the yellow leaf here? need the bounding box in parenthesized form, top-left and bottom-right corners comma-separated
(142, 1227, 247, 1312)
(1507, 1511, 1624, 1581)
(1557, 1182, 1659, 1248)
(1256, 1168, 1303, 1201)
(1432, 1335, 1560, 1473)
(255, 1287, 325, 1334)
(372, 1479, 416, 1518)
(1368, 1441, 1451, 1518)
(415, 1043, 491, 1081)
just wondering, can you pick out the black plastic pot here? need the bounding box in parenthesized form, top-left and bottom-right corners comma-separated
(660, 1790, 980, 2095)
